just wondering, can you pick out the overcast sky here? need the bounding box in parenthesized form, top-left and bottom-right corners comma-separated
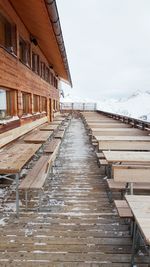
(57, 0, 150, 100)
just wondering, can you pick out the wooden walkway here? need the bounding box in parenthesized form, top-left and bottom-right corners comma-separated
(0, 118, 148, 266)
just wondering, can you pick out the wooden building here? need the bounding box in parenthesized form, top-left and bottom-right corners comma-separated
(0, 0, 72, 133)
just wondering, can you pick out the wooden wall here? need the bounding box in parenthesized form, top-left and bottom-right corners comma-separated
(0, 0, 60, 133)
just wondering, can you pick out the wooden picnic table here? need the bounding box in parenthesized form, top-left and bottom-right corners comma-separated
(88, 123, 131, 128)
(92, 128, 148, 136)
(125, 195, 150, 265)
(95, 136, 150, 150)
(86, 120, 116, 123)
(0, 143, 41, 173)
(24, 130, 52, 143)
(95, 136, 150, 141)
(103, 151, 150, 164)
(0, 143, 41, 216)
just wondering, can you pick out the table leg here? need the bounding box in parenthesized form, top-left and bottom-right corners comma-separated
(131, 222, 140, 267)
(130, 182, 133, 195)
(16, 173, 20, 218)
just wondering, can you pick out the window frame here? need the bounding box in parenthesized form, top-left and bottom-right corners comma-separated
(0, 12, 17, 55)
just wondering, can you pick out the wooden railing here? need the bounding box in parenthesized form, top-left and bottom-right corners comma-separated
(98, 110, 150, 131)
(60, 102, 97, 111)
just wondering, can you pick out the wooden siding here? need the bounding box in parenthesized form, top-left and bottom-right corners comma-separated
(0, 0, 60, 133)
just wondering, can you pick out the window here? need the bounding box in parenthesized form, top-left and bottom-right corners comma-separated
(53, 99, 56, 111)
(0, 89, 16, 119)
(40, 62, 45, 79)
(0, 13, 16, 54)
(50, 72, 54, 86)
(55, 79, 58, 89)
(33, 94, 40, 113)
(19, 37, 31, 66)
(22, 92, 31, 114)
(45, 67, 50, 82)
(32, 53, 39, 74)
(41, 97, 47, 112)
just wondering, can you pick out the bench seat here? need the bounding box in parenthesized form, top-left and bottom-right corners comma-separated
(54, 130, 65, 139)
(107, 179, 150, 191)
(114, 200, 133, 218)
(106, 178, 150, 202)
(99, 159, 108, 166)
(44, 139, 61, 154)
(19, 154, 53, 190)
(96, 152, 105, 159)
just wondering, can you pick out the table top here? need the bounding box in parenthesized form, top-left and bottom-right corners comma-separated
(24, 130, 52, 143)
(95, 136, 150, 141)
(103, 151, 150, 163)
(125, 195, 150, 245)
(88, 123, 131, 128)
(86, 120, 116, 123)
(92, 128, 144, 132)
(0, 143, 41, 173)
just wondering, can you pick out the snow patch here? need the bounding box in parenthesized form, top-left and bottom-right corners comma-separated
(0, 218, 7, 226)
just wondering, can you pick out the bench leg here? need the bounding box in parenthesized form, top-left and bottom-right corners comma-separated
(51, 166, 54, 175)
(16, 173, 20, 218)
(107, 190, 113, 203)
(106, 164, 111, 178)
(25, 191, 28, 211)
(38, 190, 43, 211)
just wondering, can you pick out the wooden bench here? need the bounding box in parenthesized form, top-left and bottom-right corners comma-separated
(59, 126, 66, 131)
(113, 164, 150, 194)
(98, 159, 109, 175)
(99, 159, 108, 166)
(19, 154, 54, 210)
(96, 152, 105, 159)
(114, 200, 133, 218)
(0, 117, 48, 148)
(44, 139, 61, 154)
(54, 130, 65, 139)
(106, 165, 150, 202)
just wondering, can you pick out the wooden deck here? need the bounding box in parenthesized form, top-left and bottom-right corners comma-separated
(0, 118, 148, 266)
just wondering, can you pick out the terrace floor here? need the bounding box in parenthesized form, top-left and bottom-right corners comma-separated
(0, 117, 148, 266)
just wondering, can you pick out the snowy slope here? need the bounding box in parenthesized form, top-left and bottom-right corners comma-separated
(97, 90, 150, 121)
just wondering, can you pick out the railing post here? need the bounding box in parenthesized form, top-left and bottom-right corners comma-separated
(71, 103, 74, 111)
(83, 103, 85, 111)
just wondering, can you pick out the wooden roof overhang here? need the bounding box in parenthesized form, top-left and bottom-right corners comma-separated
(9, 0, 72, 86)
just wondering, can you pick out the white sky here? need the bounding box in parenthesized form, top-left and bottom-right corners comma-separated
(57, 0, 150, 100)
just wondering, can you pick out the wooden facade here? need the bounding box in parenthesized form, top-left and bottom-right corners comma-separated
(0, 0, 71, 133)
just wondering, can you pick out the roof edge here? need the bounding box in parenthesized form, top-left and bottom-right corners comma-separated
(45, 0, 73, 87)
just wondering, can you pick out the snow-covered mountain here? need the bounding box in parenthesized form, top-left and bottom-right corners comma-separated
(97, 90, 150, 122)
(61, 90, 150, 122)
